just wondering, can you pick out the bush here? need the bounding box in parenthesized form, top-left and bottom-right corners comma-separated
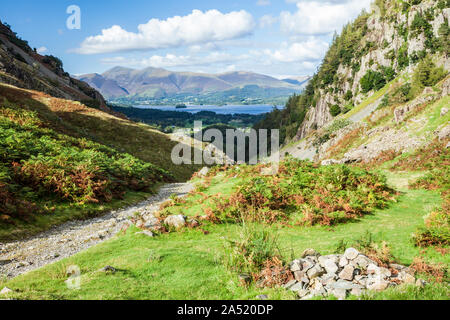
(223, 224, 282, 275)
(207, 159, 395, 227)
(330, 104, 341, 117)
(360, 70, 386, 93)
(413, 207, 450, 247)
(413, 57, 447, 88)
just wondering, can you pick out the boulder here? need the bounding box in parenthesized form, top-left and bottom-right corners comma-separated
(338, 256, 349, 267)
(323, 259, 339, 274)
(367, 279, 389, 291)
(441, 107, 448, 117)
(143, 214, 162, 231)
(353, 255, 374, 269)
(416, 279, 427, 288)
(329, 279, 363, 291)
(367, 263, 380, 275)
(332, 288, 348, 300)
(343, 248, 359, 260)
(437, 125, 450, 141)
(301, 248, 319, 258)
(283, 279, 297, 290)
(398, 271, 415, 284)
(289, 282, 304, 292)
(290, 260, 302, 272)
(307, 265, 325, 279)
(338, 265, 355, 281)
(164, 215, 186, 229)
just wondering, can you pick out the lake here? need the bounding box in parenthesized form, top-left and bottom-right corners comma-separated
(134, 104, 282, 115)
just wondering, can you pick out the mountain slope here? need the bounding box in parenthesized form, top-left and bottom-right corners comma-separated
(77, 66, 304, 101)
(0, 21, 108, 111)
(0, 82, 199, 239)
(257, 0, 449, 148)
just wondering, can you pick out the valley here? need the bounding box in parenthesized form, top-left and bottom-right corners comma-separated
(0, 0, 449, 302)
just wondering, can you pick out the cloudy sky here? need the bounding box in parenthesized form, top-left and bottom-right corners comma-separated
(2, 0, 373, 77)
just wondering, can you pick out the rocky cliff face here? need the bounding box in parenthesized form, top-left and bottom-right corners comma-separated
(0, 21, 108, 111)
(296, 0, 449, 140)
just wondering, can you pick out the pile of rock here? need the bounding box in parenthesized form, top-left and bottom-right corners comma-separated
(283, 248, 421, 300)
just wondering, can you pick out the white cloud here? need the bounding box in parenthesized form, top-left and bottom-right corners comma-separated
(101, 52, 248, 69)
(263, 38, 329, 63)
(36, 46, 47, 54)
(259, 15, 278, 28)
(77, 10, 255, 54)
(280, 0, 372, 35)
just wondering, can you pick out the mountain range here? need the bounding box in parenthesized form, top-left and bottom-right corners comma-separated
(76, 67, 309, 103)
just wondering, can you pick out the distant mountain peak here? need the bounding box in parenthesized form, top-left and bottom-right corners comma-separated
(78, 66, 305, 102)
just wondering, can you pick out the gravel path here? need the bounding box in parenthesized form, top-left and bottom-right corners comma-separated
(0, 183, 194, 279)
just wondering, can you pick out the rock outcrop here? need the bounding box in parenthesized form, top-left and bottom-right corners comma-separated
(0, 20, 108, 111)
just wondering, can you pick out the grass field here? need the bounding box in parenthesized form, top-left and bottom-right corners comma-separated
(2, 170, 448, 300)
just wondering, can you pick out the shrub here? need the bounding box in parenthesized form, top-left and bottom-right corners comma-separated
(209, 159, 395, 226)
(413, 57, 447, 88)
(223, 224, 282, 275)
(360, 70, 386, 93)
(413, 207, 450, 247)
(330, 104, 341, 117)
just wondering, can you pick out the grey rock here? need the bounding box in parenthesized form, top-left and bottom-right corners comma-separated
(343, 248, 359, 260)
(293, 270, 308, 283)
(353, 255, 374, 269)
(307, 265, 325, 279)
(331, 288, 348, 300)
(355, 275, 368, 286)
(290, 260, 302, 272)
(389, 263, 406, 271)
(289, 282, 304, 292)
(415, 279, 427, 288)
(367, 263, 379, 275)
(367, 279, 389, 291)
(318, 254, 339, 266)
(301, 248, 319, 258)
(437, 125, 450, 141)
(283, 279, 297, 290)
(338, 256, 349, 267)
(301, 259, 314, 272)
(338, 265, 355, 281)
(329, 280, 363, 291)
(297, 289, 310, 298)
(257, 294, 268, 300)
(164, 215, 186, 229)
(321, 273, 337, 286)
(323, 259, 339, 274)
(350, 287, 364, 297)
(377, 267, 392, 278)
(441, 107, 448, 117)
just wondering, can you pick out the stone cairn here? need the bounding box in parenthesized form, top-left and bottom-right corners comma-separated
(283, 248, 421, 300)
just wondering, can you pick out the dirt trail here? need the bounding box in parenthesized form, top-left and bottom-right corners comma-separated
(0, 183, 194, 279)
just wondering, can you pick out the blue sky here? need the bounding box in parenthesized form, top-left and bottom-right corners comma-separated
(1, 0, 373, 77)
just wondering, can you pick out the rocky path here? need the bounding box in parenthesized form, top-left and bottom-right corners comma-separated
(0, 183, 194, 279)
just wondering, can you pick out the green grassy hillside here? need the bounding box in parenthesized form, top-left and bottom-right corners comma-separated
(0, 83, 198, 240)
